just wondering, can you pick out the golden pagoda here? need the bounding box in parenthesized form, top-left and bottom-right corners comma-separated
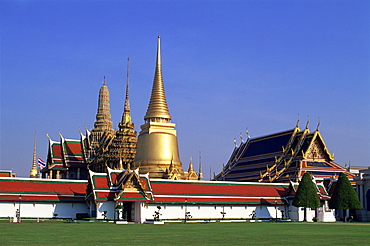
(133, 36, 188, 179)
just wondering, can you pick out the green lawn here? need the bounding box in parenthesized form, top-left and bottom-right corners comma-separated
(1, 220, 369, 245)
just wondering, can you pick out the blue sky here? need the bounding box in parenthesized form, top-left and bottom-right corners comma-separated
(1, 0, 369, 179)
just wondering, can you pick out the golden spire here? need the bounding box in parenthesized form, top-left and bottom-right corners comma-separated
(122, 57, 132, 125)
(29, 131, 38, 178)
(144, 36, 171, 121)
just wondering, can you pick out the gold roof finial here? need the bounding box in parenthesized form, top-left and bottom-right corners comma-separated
(246, 128, 250, 139)
(305, 115, 310, 129)
(144, 36, 171, 121)
(296, 114, 300, 128)
(316, 117, 321, 131)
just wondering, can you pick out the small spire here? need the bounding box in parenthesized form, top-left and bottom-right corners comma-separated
(246, 128, 250, 139)
(188, 156, 194, 172)
(198, 151, 204, 180)
(103, 76, 106, 85)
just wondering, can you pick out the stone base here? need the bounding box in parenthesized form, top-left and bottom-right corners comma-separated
(144, 220, 165, 224)
(115, 221, 128, 224)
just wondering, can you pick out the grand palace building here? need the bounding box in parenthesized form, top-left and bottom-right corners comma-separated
(1, 37, 369, 223)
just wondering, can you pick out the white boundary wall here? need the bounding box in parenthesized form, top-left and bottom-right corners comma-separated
(139, 204, 287, 223)
(0, 200, 335, 222)
(0, 202, 89, 219)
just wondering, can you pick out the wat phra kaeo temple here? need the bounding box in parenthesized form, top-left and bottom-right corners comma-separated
(1, 37, 368, 223)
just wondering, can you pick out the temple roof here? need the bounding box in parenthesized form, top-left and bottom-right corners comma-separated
(149, 179, 289, 205)
(217, 124, 351, 183)
(42, 135, 87, 172)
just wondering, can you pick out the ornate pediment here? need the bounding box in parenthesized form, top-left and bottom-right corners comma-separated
(120, 173, 141, 191)
(186, 171, 198, 180)
(304, 131, 334, 161)
(306, 139, 327, 160)
(116, 172, 150, 200)
(166, 167, 182, 180)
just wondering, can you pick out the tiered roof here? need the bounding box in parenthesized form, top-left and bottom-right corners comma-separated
(42, 134, 87, 173)
(61, 137, 86, 168)
(216, 123, 354, 183)
(45, 139, 65, 171)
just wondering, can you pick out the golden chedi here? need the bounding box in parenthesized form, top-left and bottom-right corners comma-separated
(133, 36, 189, 179)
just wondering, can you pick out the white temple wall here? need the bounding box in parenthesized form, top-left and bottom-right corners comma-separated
(141, 204, 287, 221)
(95, 201, 115, 219)
(0, 202, 89, 219)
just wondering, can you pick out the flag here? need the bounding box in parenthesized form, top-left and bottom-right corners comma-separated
(37, 158, 46, 169)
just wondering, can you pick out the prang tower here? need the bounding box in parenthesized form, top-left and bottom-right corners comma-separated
(86, 78, 115, 172)
(133, 36, 185, 179)
(88, 78, 114, 159)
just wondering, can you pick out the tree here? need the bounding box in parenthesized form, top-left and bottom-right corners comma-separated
(329, 172, 361, 222)
(292, 172, 320, 222)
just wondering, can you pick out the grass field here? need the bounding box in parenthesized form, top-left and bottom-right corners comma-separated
(1, 220, 369, 245)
